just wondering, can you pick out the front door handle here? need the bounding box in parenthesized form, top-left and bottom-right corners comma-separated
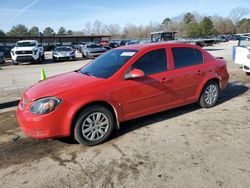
(198, 70, 206, 75)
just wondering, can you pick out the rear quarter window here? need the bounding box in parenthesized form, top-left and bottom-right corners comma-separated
(172, 47, 204, 69)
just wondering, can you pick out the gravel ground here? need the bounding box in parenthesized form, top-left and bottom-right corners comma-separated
(0, 41, 250, 188)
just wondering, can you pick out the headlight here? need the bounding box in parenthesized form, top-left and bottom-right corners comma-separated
(33, 49, 38, 55)
(53, 52, 58, 56)
(11, 50, 15, 55)
(29, 97, 62, 114)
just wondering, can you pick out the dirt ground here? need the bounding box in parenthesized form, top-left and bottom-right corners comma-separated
(0, 41, 250, 188)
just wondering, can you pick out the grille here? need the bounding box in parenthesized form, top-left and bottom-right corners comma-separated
(15, 50, 33, 55)
(91, 50, 106, 53)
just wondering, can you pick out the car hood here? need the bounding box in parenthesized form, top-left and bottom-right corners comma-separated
(23, 71, 103, 100)
(13, 47, 36, 51)
(87, 47, 107, 52)
(54, 51, 74, 56)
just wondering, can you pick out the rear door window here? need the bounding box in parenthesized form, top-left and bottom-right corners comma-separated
(132, 49, 168, 75)
(172, 47, 204, 69)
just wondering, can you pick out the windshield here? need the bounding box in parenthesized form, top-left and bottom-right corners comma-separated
(16, 42, 36, 47)
(238, 38, 250, 47)
(54, 47, 73, 51)
(80, 49, 138, 78)
(86, 44, 102, 48)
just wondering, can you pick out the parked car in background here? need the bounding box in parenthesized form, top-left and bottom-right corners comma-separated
(0, 45, 12, 58)
(108, 41, 120, 48)
(11, 40, 44, 65)
(233, 37, 250, 75)
(120, 40, 131, 46)
(52, 46, 76, 62)
(125, 40, 140, 45)
(99, 40, 109, 46)
(17, 43, 229, 146)
(71, 42, 85, 52)
(81, 43, 108, 59)
(0, 52, 5, 63)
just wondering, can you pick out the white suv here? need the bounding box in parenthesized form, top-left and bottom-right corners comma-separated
(11, 40, 44, 65)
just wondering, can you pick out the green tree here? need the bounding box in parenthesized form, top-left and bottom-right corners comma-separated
(183, 12, 196, 24)
(7, 24, 29, 36)
(162, 18, 172, 31)
(0, 30, 5, 36)
(43, 27, 54, 36)
(58, 27, 67, 35)
(67, 30, 73, 35)
(182, 12, 200, 37)
(199, 16, 215, 37)
(29, 26, 39, 36)
(236, 18, 250, 33)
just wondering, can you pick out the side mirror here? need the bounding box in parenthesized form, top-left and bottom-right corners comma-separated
(124, 69, 145, 80)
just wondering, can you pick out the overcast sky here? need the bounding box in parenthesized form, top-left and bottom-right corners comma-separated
(0, 0, 250, 32)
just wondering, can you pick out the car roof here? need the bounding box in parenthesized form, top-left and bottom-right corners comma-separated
(116, 42, 200, 51)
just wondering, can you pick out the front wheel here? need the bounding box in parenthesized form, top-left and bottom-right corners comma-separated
(199, 81, 219, 108)
(74, 105, 115, 146)
(246, 72, 250, 76)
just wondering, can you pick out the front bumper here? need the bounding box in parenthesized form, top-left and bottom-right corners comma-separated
(16, 99, 72, 139)
(52, 54, 75, 61)
(12, 54, 39, 63)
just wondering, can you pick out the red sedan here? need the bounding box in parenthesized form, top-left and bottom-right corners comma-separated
(17, 43, 229, 146)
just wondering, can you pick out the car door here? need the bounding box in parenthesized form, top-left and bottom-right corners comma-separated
(234, 38, 250, 65)
(170, 47, 205, 104)
(120, 48, 173, 120)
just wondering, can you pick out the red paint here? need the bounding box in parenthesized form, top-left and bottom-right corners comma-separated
(17, 43, 229, 139)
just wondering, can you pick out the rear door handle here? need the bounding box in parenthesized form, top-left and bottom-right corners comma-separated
(161, 77, 173, 83)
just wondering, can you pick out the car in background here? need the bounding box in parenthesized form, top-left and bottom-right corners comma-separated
(120, 40, 131, 46)
(0, 52, 5, 63)
(108, 41, 120, 48)
(233, 37, 250, 75)
(52, 46, 76, 62)
(0, 45, 12, 58)
(17, 43, 229, 146)
(99, 40, 109, 46)
(71, 42, 85, 52)
(125, 40, 140, 45)
(11, 40, 44, 65)
(81, 43, 108, 59)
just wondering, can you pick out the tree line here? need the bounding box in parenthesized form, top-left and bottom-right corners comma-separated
(0, 7, 249, 39)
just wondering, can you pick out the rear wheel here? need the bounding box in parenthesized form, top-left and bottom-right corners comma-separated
(246, 72, 250, 76)
(12, 60, 18, 65)
(74, 105, 115, 146)
(36, 56, 42, 64)
(199, 81, 219, 108)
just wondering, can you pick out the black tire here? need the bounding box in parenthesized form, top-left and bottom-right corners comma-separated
(53, 58, 57, 63)
(74, 105, 115, 146)
(82, 53, 89, 60)
(36, 56, 42, 64)
(12, 60, 18, 65)
(246, 72, 250, 76)
(199, 81, 219, 108)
